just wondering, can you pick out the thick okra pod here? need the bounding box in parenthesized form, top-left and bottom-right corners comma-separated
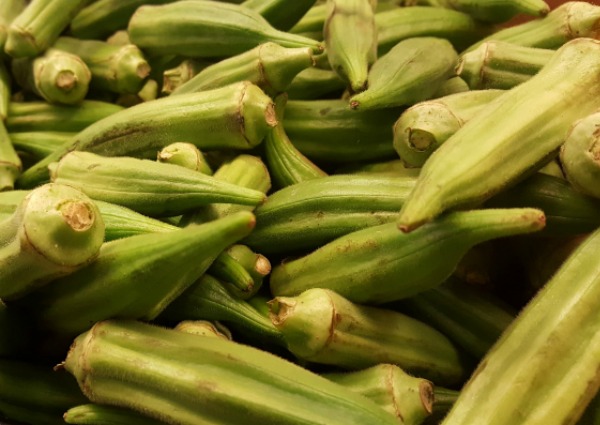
(286, 67, 346, 100)
(393, 90, 505, 167)
(64, 404, 166, 425)
(397, 38, 600, 232)
(324, 0, 377, 92)
(0, 122, 21, 191)
(0, 183, 104, 300)
(9, 132, 74, 163)
(440, 220, 600, 424)
(49, 152, 266, 217)
(405, 0, 549, 23)
(29, 212, 255, 338)
(349, 37, 458, 110)
(242, 0, 318, 31)
(560, 110, 600, 199)
(53, 37, 150, 95)
(4, 0, 88, 58)
(270, 288, 467, 385)
(270, 208, 544, 304)
(18, 81, 276, 188)
(128, 1, 323, 58)
(244, 174, 416, 254)
(172, 42, 314, 97)
(11, 50, 91, 105)
(0, 0, 25, 53)
(458, 41, 554, 90)
(157, 142, 212, 175)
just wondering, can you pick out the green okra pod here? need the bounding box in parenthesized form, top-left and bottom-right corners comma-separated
(432, 76, 470, 97)
(0, 0, 25, 54)
(0, 183, 105, 300)
(335, 158, 422, 177)
(28, 212, 256, 338)
(324, 0, 377, 92)
(208, 251, 258, 299)
(286, 67, 346, 100)
(290, 3, 327, 34)
(11, 49, 92, 105)
(0, 121, 22, 191)
(175, 320, 232, 340)
(393, 89, 505, 167)
(0, 189, 28, 220)
(560, 110, 600, 199)
(349, 37, 459, 110)
(270, 208, 545, 304)
(62, 319, 400, 425)
(9, 132, 74, 163)
(397, 38, 600, 232)
(172, 42, 314, 97)
(128, 0, 323, 58)
(440, 218, 600, 425)
(270, 288, 467, 385)
(49, 151, 266, 217)
(4, 0, 88, 58)
(52, 37, 150, 95)
(242, 0, 318, 31)
(0, 61, 10, 120)
(18, 81, 277, 189)
(64, 404, 166, 425)
(157, 142, 213, 175)
(161, 59, 208, 95)
(458, 41, 554, 90)
(227, 243, 271, 285)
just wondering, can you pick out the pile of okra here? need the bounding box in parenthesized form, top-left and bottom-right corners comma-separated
(3, 0, 600, 424)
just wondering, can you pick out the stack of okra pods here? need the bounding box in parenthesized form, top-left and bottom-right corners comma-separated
(2, 0, 600, 424)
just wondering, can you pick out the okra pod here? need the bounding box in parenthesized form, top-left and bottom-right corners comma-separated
(397, 38, 600, 232)
(290, 3, 327, 34)
(286, 67, 346, 100)
(242, 0, 318, 31)
(432, 76, 470, 97)
(335, 159, 422, 177)
(405, 0, 549, 23)
(161, 59, 208, 95)
(52, 37, 150, 95)
(4, 0, 88, 58)
(349, 37, 459, 110)
(0, 121, 21, 191)
(227, 243, 271, 286)
(49, 151, 266, 217)
(18, 81, 277, 189)
(175, 320, 232, 340)
(458, 41, 554, 90)
(0, 189, 28, 220)
(393, 89, 505, 167)
(270, 288, 467, 385)
(0, 0, 25, 54)
(64, 404, 166, 425)
(9, 132, 74, 163)
(208, 251, 258, 299)
(0, 61, 10, 120)
(128, 0, 323, 58)
(0, 183, 105, 300)
(270, 208, 545, 304)
(157, 142, 213, 175)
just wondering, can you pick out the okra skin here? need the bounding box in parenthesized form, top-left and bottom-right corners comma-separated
(441, 221, 600, 424)
(242, 0, 318, 31)
(172, 42, 314, 97)
(335, 158, 422, 177)
(128, 0, 323, 58)
(458, 41, 554, 90)
(157, 142, 213, 175)
(63, 319, 399, 425)
(211, 244, 270, 299)
(286, 67, 346, 100)
(0, 60, 10, 120)
(349, 37, 459, 110)
(244, 174, 416, 254)
(393, 89, 505, 167)
(397, 38, 600, 232)
(560, 110, 600, 199)
(175, 320, 232, 340)
(0, 121, 22, 191)
(9, 132, 74, 163)
(270, 208, 545, 304)
(18, 81, 277, 189)
(161, 59, 208, 95)
(50, 152, 266, 217)
(4, 0, 88, 58)
(324, 0, 377, 92)
(64, 404, 166, 425)
(0, 0, 25, 54)
(271, 288, 467, 386)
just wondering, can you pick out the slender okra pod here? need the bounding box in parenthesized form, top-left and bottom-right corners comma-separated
(0, 121, 22, 191)
(270, 208, 545, 304)
(286, 67, 346, 100)
(560, 110, 600, 199)
(4, 0, 88, 58)
(172, 42, 314, 97)
(128, 0, 323, 58)
(349, 37, 459, 110)
(157, 142, 213, 175)
(64, 404, 167, 425)
(0, 61, 10, 120)
(175, 320, 232, 340)
(12, 131, 74, 165)
(49, 151, 266, 217)
(52, 37, 150, 95)
(458, 41, 554, 90)
(324, 0, 377, 92)
(290, 3, 327, 34)
(18, 81, 277, 189)
(393, 89, 505, 167)
(0, 0, 25, 53)
(432, 76, 470, 97)
(397, 38, 600, 232)
(335, 159, 421, 177)
(161, 59, 208, 95)
(227, 243, 271, 285)
(440, 222, 600, 425)
(270, 288, 467, 385)
(242, 0, 318, 31)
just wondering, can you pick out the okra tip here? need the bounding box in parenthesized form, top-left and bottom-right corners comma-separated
(4, 26, 38, 58)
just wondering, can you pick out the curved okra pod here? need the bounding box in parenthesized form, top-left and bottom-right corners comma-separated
(324, 0, 377, 92)
(172, 42, 314, 97)
(27, 212, 256, 338)
(157, 142, 213, 175)
(397, 38, 600, 232)
(49, 151, 266, 217)
(242, 0, 318, 31)
(64, 404, 166, 425)
(393, 89, 505, 167)
(18, 81, 277, 189)
(349, 37, 459, 110)
(458, 41, 554, 90)
(161, 59, 208, 95)
(270, 288, 467, 385)
(0, 183, 105, 301)
(270, 208, 545, 304)
(128, 1, 323, 58)
(4, 0, 88, 58)
(560, 110, 600, 199)
(0, 0, 25, 54)
(286, 67, 346, 100)
(11, 49, 91, 105)
(0, 121, 22, 191)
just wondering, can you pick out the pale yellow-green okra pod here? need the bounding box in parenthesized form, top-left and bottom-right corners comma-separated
(0, 61, 10, 120)
(0, 0, 26, 54)
(0, 121, 22, 191)
(157, 142, 213, 175)
(397, 37, 600, 232)
(64, 404, 167, 425)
